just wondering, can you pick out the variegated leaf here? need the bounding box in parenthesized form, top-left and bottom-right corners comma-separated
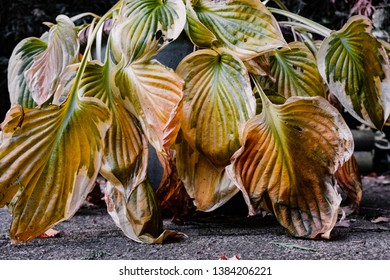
(80, 62, 147, 192)
(187, 0, 286, 60)
(184, 0, 218, 48)
(114, 59, 183, 155)
(8, 38, 46, 108)
(227, 93, 354, 239)
(25, 15, 79, 105)
(79, 60, 180, 243)
(176, 49, 256, 167)
(0, 93, 111, 243)
(111, 0, 186, 63)
(266, 41, 326, 98)
(175, 133, 238, 212)
(318, 16, 390, 130)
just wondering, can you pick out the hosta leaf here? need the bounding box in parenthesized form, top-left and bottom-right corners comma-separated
(8, 37, 46, 108)
(175, 133, 238, 212)
(318, 16, 390, 130)
(183, 0, 219, 48)
(111, 0, 186, 63)
(0, 94, 111, 242)
(105, 180, 182, 244)
(114, 59, 183, 155)
(79, 61, 147, 191)
(188, 0, 286, 60)
(335, 155, 362, 215)
(25, 15, 79, 105)
(176, 49, 256, 166)
(266, 42, 326, 98)
(80, 61, 178, 243)
(227, 94, 354, 239)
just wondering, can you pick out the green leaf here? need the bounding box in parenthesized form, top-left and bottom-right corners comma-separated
(7, 38, 46, 108)
(175, 133, 238, 212)
(266, 42, 326, 98)
(0, 93, 111, 243)
(227, 93, 354, 239)
(24, 15, 79, 105)
(114, 59, 184, 155)
(111, 0, 186, 63)
(188, 0, 286, 60)
(176, 49, 256, 167)
(317, 16, 390, 130)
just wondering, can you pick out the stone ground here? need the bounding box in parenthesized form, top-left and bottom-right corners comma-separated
(0, 176, 389, 260)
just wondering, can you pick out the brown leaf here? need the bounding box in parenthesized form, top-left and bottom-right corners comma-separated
(371, 217, 390, 224)
(335, 155, 363, 215)
(219, 255, 241, 260)
(38, 228, 61, 239)
(156, 155, 195, 224)
(335, 220, 352, 228)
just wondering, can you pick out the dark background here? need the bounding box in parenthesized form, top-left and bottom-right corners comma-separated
(0, 0, 117, 120)
(1, 0, 389, 120)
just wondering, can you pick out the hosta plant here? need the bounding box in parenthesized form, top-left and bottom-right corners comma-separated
(1, 0, 389, 243)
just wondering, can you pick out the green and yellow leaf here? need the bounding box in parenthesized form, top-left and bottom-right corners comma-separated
(79, 61, 147, 192)
(24, 15, 79, 105)
(265, 41, 326, 98)
(111, 0, 186, 63)
(176, 49, 256, 167)
(317, 16, 390, 130)
(184, 0, 218, 48)
(0, 92, 111, 243)
(175, 133, 238, 212)
(7, 38, 46, 108)
(187, 0, 287, 60)
(227, 93, 354, 239)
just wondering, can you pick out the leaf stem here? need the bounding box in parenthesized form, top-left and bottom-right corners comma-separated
(278, 21, 330, 38)
(72, 12, 114, 95)
(269, 8, 332, 38)
(70, 12, 101, 22)
(270, 0, 289, 11)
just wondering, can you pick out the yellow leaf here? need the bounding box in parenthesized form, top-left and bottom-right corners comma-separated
(177, 49, 255, 166)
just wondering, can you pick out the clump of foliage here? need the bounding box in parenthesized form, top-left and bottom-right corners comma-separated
(1, 0, 389, 244)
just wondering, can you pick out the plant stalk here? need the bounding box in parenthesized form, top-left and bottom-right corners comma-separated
(269, 7, 332, 38)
